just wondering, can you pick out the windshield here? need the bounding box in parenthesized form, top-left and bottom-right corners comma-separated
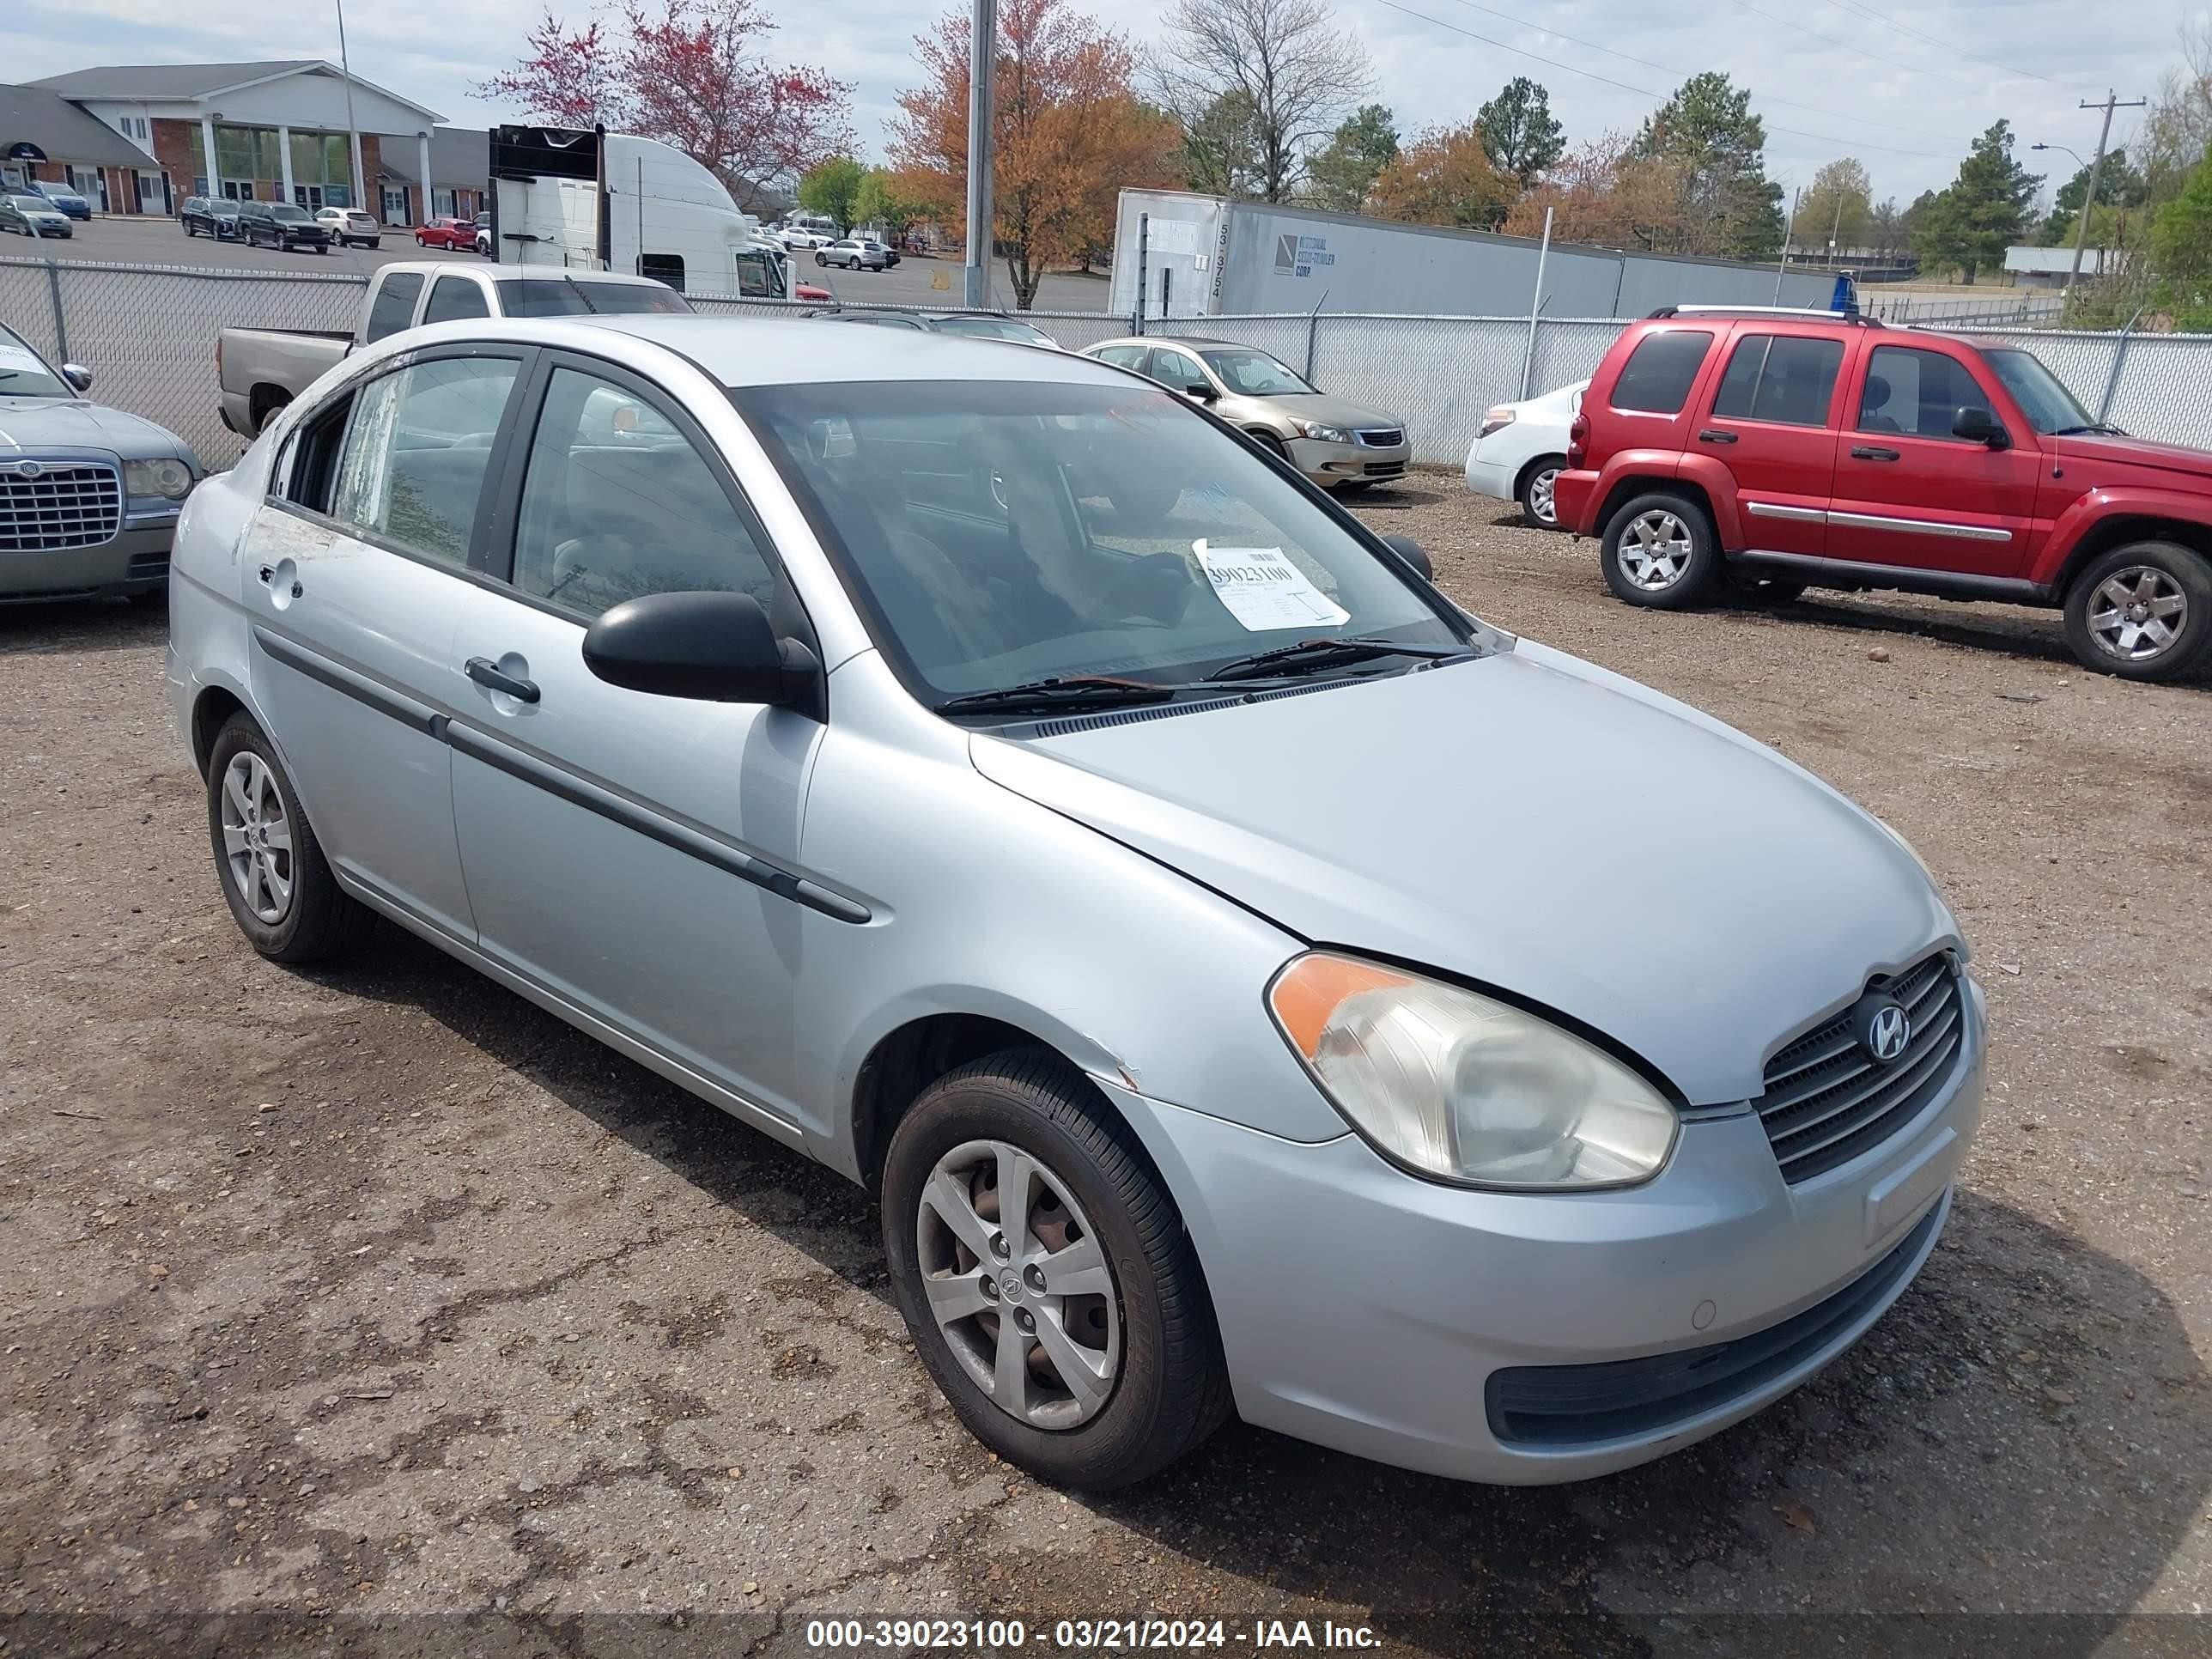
(270, 204, 311, 222)
(0, 329, 71, 398)
(737, 380, 1463, 704)
(1200, 349, 1316, 397)
(936, 316, 1055, 346)
(11, 196, 54, 211)
(1983, 348, 2097, 434)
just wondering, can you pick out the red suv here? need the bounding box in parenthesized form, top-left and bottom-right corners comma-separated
(1554, 307, 2212, 681)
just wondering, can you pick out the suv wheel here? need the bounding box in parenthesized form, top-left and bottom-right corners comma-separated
(1600, 491, 1721, 608)
(205, 713, 376, 963)
(2063, 541, 2212, 681)
(1517, 456, 1565, 528)
(881, 1051, 1230, 1489)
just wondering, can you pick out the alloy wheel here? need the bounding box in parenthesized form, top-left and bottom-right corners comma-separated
(1617, 508, 1696, 590)
(915, 1139, 1121, 1431)
(1528, 466, 1559, 525)
(2087, 566, 2189, 662)
(219, 752, 295, 924)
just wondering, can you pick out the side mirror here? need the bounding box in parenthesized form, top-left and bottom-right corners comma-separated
(582, 590, 816, 705)
(63, 364, 92, 392)
(1184, 382, 1217, 401)
(1952, 405, 2008, 448)
(1379, 533, 1433, 581)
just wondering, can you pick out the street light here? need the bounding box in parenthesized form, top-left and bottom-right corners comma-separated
(2031, 143, 2084, 169)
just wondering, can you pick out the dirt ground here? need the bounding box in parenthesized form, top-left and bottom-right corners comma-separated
(3, 483, 2208, 1657)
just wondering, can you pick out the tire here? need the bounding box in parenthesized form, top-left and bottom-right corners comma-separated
(204, 713, 375, 963)
(815, 252, 827, 266)
(1248, 429, 1290, 464)
(1599, 489, 1722, 609)
(125, 584, 167, 609)
(1516, 455, 1566, 529)
(881, 1050, 1230, 1490)
(2061, 540, 2212, 682)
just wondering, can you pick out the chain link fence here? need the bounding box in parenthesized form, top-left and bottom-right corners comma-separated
(9, 256, 2212, 472)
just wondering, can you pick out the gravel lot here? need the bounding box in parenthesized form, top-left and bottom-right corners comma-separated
(3, 484, 2208, 1656)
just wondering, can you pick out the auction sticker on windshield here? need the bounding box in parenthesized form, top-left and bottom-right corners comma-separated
(1193, 539, 1350, 631)
(0, 344, 51, 376)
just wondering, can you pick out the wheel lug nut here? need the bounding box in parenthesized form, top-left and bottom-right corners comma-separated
(1024, 1264, 1046, 1293)
(1014, 1309, 1035, 1333)
(980, 1274, 998, 1300)
(988, 1232, 1010, 1261)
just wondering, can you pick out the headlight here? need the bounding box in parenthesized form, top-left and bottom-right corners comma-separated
(125, 458, 194, 501)
(1268, 953, 1678, 1190)
(1478, 405, 1518, 438)
(1295, 420, 1354, 444)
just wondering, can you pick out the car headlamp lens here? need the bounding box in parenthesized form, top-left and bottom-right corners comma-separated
(1295, 420, 1353, 444)
(1268, 953, 1678, 1189)
(125, 458, 194, 501)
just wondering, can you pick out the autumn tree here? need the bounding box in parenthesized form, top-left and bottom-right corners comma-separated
(1305, 104, 1398, 212)
(890, 0, 1181, 307)
(797, 156, 866, 232)
(1633, 72, 1784, 259)
(476, 1, 854, 206)
(1149, 0, 1373, 203)
(1477, 77, 1563, 191)
(1502, 131, 1681, 251)
(1795, 157, 1872, 254)
(1371, 121, 1512, 230)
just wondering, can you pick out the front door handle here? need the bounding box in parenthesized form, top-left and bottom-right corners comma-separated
(465, 656, 540, 704)
(1850, 445, 1901, 461)
(258, 563, 302, 599)
(1697, 428, 1738, 444)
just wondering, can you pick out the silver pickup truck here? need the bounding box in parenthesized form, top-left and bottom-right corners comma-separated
(216, 262, 692, 440)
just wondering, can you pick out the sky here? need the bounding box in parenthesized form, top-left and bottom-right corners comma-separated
(1, 0, 2200, 208)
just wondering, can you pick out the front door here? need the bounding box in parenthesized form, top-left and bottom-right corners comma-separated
(1830, 341, 2041, 577)
(1694, 329, 1846, 557)
(447, 356, 822, 1121)
(243, 348, 530, 938)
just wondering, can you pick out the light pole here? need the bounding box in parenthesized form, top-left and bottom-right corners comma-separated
(334, 0, 364, 212)
(963, 0, 995, 310)
(2039, 88, 2146, 301)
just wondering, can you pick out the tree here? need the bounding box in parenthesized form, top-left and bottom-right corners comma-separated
(2143, 18, 2212, 208)
(2043, 149, 2148, 243)
(1371, 121, 1511, 229)
(854, 167, 927, 243)
(1912, 119, 2039, 281)
(1501, 130, 1681, 250)
(1633, 72, 1785, 259)
(1149, 0, 1373, 204)
(1305, 103, 1398, 211)
(890, 0, 1182, 307)
(1794, 157, 1872, 254)
(1868, 197, 1906, 262)
(2150, 148, 2212, 326)
(1178, 88, 1264, 198)
(475, 1, 854, 206)
(1476, 76, 1564, 190)
(797, 155, 866, 232)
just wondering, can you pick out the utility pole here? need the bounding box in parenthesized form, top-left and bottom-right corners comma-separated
(334, 0, 364, 212)
(963, 0, 996, 311)
(2069, 89, 2146, 298)
(1774, 185, 1802, 302)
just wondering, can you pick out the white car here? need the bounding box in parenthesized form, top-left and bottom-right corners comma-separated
(313, 206, 381, 248)
(1464, 379, 1586, 528)
(777, 225, 830, 249)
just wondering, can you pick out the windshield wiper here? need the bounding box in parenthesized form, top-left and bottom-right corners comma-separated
(1202, 636, 1468, 684)
(933, 675, 1182, 715)
(2050, 422, 2126, 436)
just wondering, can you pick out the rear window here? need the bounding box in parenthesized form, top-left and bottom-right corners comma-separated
(571, 281, 692, 315)
(1610, 329, 1714, 414)
(364, 271, 424, 343)
(494, 279, 592, 319)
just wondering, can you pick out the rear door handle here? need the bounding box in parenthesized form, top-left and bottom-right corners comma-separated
(1850, 445, 1901, 461)
(465, 656, 540, 703)
(1697, 428, 1738, 444)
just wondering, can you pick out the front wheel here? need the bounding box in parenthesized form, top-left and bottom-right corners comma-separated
(1599, 491, 1721, 609)
(881, 1052, 1229, 1490)
(204, 714, 376, 962)
(1516, 455, 1566, 529)
(2063, 541, 2212, 681)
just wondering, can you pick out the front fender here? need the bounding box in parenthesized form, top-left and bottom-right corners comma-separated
(2033, 485, 2212, 589)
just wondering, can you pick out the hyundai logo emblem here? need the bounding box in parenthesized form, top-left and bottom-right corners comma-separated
(1852, 994, 1912, 1064)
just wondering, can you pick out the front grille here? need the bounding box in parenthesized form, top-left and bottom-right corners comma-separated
(1357, 428, 1405, 447)
(1486, 1198, 1942, 1448)
(0, 463, 122, 551)
(1363, 460, 1407, 477)
(1755, 953, 1964, 1183)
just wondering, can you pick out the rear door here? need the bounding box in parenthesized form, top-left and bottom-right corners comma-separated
(1830, 340, 2040, 577)
(1693, 327, 1846, 557)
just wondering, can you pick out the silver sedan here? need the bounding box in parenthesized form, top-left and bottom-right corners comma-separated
(166, 315, 1983, 1489)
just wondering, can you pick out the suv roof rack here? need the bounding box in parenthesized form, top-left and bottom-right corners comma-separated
(1646, 304, 1884, 325)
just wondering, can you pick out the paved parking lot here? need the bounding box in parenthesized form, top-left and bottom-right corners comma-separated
(3, 486, 2208, 1656)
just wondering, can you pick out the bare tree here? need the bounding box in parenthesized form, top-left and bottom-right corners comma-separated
(1149, 0, 1372, 203)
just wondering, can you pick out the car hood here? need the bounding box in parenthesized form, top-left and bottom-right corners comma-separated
(0, 398, 192, 460)
(2046, 431, 2212, 488)
(969, 640, 1956, 1106)
(1245, 392, 1402, 431)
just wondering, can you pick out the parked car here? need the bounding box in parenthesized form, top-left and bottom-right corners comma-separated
(315, 205, 382, 248)
(1464, 379, 1587, 527)
(179, 195, 243, 240)
(776, 225, 831, 249)
(26, 179, 92, 220)
(169, 313, 1983, 1492)
(1, 193, 73, 238)
(237, 200, 331, 253)
(416, 216, 477, 250)
(1082, 334, 1409, 492)
(0, 321, 198, 604)
(828, 310, 1060, 349)
(474, 225, 493, 257)
(216, 262, 693, 437)
(815, 237, 898, 270)
(1555, 304, 2212, 681)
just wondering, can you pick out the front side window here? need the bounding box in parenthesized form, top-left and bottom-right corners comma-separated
(364, 271, 424, 343)
(327, 357, 520, 566)
(738, 380, 1465, 703)
(510, 367, 776, 620)
(422, 276, 490, 324)
(1860, 345, 1997, 440)
(1710, 334, 1845, 427)
(1611, 329, 1714, 414)
(1982, 349, 2095, 434)
(1200, 349, 1315, 397)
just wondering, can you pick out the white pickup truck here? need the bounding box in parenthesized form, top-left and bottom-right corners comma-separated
(216, 262, 690, 440)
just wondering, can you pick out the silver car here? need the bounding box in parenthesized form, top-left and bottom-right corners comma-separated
(3, 324, 199, 604)
(1083, 335, 1410, 492)
(167, 316, 1983, 1490)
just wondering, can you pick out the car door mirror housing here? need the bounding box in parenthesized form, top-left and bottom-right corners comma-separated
(1378, 533, 1433, 581)
(582, 591, 816, 706)
(1185, 382, 1217, 401)
(1953, 405, 2008, 448)
(62, 364, 92, 392)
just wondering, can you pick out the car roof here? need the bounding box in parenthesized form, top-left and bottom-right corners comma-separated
(1083, 335, 1243, 351)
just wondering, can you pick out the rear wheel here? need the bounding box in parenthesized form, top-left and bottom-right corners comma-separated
(2063, 541, 2212, 681)
(204, 714, 375, 963)
(1516, 455, 1566, 528)
(1600, 491, 1721, 609)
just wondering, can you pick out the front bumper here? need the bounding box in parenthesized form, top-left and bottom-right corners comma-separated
(0, 513, 179, 602)
(1104, 978, 1984, 1484)
(1287, 434, 1411, 487)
